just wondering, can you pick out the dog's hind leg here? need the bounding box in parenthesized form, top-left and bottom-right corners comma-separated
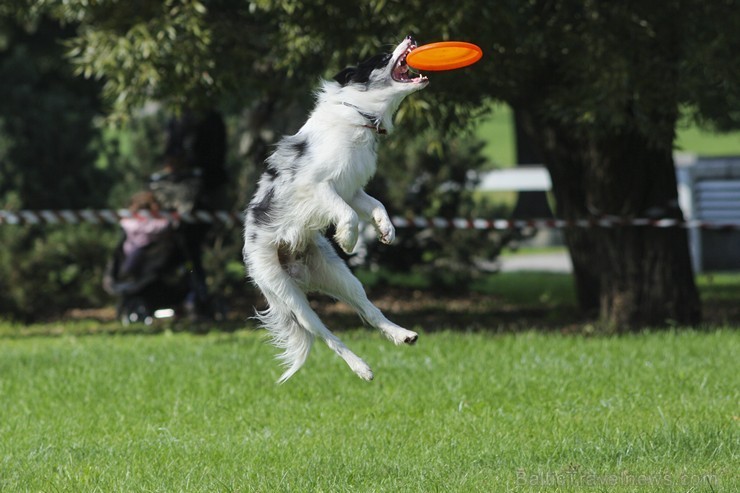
(251, 249, 374, 382)
(306, 237, 419, 346)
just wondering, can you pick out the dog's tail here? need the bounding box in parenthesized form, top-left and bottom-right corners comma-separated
(255, 290, 314, 384)
(245, 235, 315, 383)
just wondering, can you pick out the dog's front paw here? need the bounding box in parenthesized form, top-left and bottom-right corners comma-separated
(375, 216, 395, 245)
(335, 222, 359, 254)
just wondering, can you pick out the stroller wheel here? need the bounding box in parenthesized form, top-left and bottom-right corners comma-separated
(122, 312, 154, 326)
(119, 298, 154, 326)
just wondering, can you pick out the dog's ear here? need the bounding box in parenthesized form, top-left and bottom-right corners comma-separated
(333, 67, 357, 86)
(334, 53, 392, 86)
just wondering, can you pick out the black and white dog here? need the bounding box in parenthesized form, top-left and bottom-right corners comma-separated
(243, 36, 428, 382)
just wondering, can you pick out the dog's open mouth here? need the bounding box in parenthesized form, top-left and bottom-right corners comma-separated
(392, 44, 428, 84)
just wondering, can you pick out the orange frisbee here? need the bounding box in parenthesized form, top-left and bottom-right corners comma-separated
(406, 41, 483, 71)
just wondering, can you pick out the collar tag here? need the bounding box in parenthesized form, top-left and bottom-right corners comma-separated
(341, 102, 387, 135)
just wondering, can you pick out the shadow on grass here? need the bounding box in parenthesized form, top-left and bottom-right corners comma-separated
(2, 271, 737, 338)
(0, 272, 583, 338)
(312, 289, 583, 334)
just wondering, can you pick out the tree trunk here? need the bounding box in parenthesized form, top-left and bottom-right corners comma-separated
(514, 109, 601, 314)
(517, 109, 702, 329)
(511, 109, 554, 220)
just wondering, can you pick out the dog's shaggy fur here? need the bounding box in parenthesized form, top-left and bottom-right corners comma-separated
(243, 37, 429, 382)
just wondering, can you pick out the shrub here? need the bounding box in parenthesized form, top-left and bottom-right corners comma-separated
(0, 225, 117, 322)
(358, 127, 514, 288)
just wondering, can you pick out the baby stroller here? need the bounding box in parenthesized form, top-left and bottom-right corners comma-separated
(104, 168, 224, 325)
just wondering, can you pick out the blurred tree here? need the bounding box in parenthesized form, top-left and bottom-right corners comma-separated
(482, 1, 737, 328)
(24, 0, 740, 328)
(0, 9, 117, 320)
(0, 13, 107, 208)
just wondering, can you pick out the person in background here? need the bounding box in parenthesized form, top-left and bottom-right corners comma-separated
(155, 109, 229, 319)
(119, 191, 171, 277)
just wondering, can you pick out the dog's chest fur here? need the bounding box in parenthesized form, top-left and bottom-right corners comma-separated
(247, 112, 380, 246)
(316, 130, 378, 201)
(275, 115, 378, 193)
(309, 103, 382, 178)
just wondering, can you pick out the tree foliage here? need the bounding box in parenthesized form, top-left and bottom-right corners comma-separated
(0, 13, 106, 208)
(25, 0, 737, 134)
(0, 10, 119, 319)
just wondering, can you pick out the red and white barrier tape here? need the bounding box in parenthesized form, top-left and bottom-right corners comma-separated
(1, 210, 740, 231)
(0, 209, 243, 226)
(389, 216, 740, 231)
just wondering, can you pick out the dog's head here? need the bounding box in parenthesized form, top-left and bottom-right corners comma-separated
(333, 36, 429, 94)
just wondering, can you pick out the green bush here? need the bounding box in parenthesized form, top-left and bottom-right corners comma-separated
(0, 225, 117, 322)
(360, 127, 514, 287)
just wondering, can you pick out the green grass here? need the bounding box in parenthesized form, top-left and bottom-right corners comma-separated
(1, 273, 737, 491)
(475, 103, 516, 167)
(675, 118, 740, 156)
(1, 328, 737, 492)
(698, 272, 740, 301)
(471, 270, 576, 306)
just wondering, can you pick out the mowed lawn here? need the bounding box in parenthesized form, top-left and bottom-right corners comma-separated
(1, 327, 737, 492)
